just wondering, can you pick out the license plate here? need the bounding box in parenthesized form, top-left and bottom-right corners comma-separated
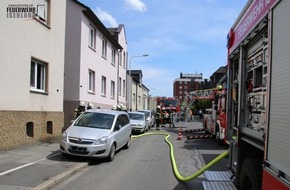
(70, 146, 87, 152)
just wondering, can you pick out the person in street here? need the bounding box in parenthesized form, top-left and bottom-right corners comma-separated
(161, 107, 168, 127)
(121, 104, 127, 112)
(74, 101, 86, 118)
(198, 109, 203, 119)
(155, 105, 162, 130)
(112, 105, 117, 110)
(87, 102, 93, 110)
(169, 110, 176, 127)
(186, 107, 191, 122)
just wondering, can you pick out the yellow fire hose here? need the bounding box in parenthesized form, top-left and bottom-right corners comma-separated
(132, 132, 229, 182)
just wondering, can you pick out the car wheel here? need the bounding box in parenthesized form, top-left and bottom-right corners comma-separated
(107, 144, 116, 162)
(124, 137, 130, 149)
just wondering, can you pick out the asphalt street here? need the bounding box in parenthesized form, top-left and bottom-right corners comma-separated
(0, 118, 228, 190)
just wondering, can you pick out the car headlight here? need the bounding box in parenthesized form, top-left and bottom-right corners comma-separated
(94, 136, 108, 145)
(61, 132, 67, 142)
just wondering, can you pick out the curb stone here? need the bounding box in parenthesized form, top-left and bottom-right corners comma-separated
(32, 163, 89, 190)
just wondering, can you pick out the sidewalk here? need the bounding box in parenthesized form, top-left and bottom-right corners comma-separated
(0, 139, 89, 190)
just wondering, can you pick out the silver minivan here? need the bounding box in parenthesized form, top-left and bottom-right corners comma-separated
(60, 109, 131, 161)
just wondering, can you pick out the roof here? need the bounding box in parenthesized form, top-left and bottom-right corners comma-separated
(107, 24, 128, 45)
(72, 0, 123, 50)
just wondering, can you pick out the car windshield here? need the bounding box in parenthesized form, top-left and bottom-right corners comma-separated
(138, 111, 150, 118)
(129, 113, 144, 121)
(74, 112, 114, 129)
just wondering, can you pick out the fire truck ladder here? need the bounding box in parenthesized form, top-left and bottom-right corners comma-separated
(189, 88, 217, 100)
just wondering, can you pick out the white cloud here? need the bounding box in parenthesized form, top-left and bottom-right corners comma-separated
(124, 0, 147, 12)
(94, 7, 118, 27)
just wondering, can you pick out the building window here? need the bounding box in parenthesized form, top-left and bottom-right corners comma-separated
(102, 39, 107, 58)
(118, 77, 121, 95)
(30, 58, 47, 93)
(124, 52, 128, 69)
(138, 95, 141, 105)
(88, 69, 95, 93)
(119, 51, 122, 66)
(123, 79, 126, 97)
(111, 49, 115, 66)
(34, 0, 49, 25)
(133, 93, 136, 104)
(123, 51, 126, 68)
(101, 76, 106, 96)
(89, 25, 96, 49)
(111, 80, 115, 99)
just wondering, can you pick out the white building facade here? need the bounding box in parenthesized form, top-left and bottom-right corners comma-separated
(0, 0, 66, 150)
(64, 1, 128, 126)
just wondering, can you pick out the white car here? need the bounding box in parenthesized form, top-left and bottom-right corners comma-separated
(137, 110, 155, 129)
(60, 109, 131, 161)
(128, 112, 148, 133)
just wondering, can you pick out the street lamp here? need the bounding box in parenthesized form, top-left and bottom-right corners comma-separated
(128, 54, 149, 111)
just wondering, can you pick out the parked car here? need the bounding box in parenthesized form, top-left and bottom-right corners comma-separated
(137, 110, 155, 129)
(128, 112, 148, 134)
(60, 109, 131, 161)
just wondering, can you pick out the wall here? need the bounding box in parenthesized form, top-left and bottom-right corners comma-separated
(0, 0, 66, 150)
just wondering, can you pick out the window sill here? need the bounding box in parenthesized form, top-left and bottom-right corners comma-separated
(88, 91, 95, 95)
(34, 17, 50, 29)
(30, 89, 48, 95)
(88, 46, 96, 52)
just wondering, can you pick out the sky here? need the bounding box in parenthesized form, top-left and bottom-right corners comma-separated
(79, 0, 247, 97)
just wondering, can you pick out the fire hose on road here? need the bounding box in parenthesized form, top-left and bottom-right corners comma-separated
(131, 132, 229, 182)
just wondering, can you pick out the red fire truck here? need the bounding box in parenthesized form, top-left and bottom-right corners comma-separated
(149, 96, 180, 123)
(221, 0, 290, 189)
(191, 88, 227, 144)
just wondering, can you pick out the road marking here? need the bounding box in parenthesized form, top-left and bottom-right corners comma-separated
(0, 152, 60, 177)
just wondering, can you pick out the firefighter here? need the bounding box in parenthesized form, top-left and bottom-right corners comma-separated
(87, 102, 93, 110)
(217, 85, 223, 91)
(155, 105, 162, 130)
(112, 105, 117, 110)
(117, 104, 122, 111)
(74, 101, 86, 118)
(161, 107, 168, 127)
(121, 104, 127, 112)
